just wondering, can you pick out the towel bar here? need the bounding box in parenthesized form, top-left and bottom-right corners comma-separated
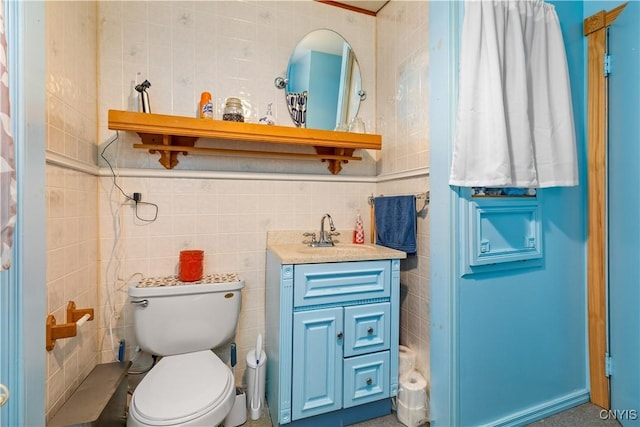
(367, 191, 430, 213)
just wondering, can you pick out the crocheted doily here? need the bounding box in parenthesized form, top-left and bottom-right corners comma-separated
(136, 272, 241, 288)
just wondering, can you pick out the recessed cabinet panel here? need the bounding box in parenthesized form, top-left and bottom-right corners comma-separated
(292, 308, 343, 420)
(468, 200, 542, 266)
(343, 351, 390, 408)
(294, 261, 390, 307)
(344, 303, 390, 357)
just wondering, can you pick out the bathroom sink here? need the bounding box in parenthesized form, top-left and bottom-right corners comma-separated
(267, 242, 407, 264)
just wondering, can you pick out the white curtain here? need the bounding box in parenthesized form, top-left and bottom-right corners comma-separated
(0, 0, 16, 271)
(449, 0, 578, 188)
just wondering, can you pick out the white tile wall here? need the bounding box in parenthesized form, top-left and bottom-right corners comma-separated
(377, 1, 430, 177)
(376, 1, 431, 383)
(97, 174, 376, 383)
(45, 0, 99, 421)
(97, 0, 378, 175)
(45, 166, 99, 420)
(46, 1, 98, 166)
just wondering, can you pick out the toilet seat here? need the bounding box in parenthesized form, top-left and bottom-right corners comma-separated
(130, 350, 235, 425)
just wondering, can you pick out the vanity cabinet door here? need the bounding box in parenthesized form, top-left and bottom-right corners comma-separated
(292, 307, 344, 420)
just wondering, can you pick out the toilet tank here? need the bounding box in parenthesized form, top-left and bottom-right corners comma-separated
(128, 279, 244, 356)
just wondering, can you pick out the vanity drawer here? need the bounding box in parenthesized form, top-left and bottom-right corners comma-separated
(344, 303, 390, 357)
(343, 351, 390, 408)
(294, 260, 390, 307)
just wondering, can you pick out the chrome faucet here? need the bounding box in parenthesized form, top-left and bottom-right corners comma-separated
(319, 213, 336, 245)
(303, 213, 340, 247)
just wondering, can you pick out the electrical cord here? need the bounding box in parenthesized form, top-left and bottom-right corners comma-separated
(100, 131, 157, 362)
(133, 199, 158, 222)
(101, 131, 159, 222)
(128, 351, 158, 376)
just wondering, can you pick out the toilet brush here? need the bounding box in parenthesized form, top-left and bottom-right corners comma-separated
(250, 334, 263, 420)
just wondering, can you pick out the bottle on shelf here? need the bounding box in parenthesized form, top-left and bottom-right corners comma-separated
(199, 92, 214, 119)
(258, 103, 276, 125)
(134, 79, 152, 113)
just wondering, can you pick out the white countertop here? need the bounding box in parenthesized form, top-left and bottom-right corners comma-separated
(267, 230, 407, 264)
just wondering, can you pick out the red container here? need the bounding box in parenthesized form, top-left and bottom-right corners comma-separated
(179, 250, 204, 282)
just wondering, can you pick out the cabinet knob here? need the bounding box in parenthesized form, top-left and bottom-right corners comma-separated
(366, 378, 373, 386)
(337, 332, 343, 339)
(367, 327, 374, 334)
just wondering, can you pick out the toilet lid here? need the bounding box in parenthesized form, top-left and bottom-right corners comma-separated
(132, 350, 233, 424)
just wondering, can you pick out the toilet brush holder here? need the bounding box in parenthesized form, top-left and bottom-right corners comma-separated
(224, 387, 247, 427)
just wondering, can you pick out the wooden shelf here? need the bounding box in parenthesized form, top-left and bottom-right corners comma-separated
(107, 110, 382, 174)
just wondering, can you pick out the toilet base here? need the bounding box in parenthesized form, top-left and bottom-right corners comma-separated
(224, 388, 247, 427)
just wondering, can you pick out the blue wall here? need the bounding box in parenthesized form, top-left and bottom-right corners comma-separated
(307, 51, 342, 130)
(430, 2, 589, 425)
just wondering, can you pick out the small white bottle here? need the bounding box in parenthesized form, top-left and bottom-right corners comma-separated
(259, 103, 276, 125)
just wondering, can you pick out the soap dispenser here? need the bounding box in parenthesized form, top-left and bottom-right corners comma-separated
(353, 212, 365, 244)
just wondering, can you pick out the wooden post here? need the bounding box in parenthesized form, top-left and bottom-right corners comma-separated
(584, 2, 627, 410)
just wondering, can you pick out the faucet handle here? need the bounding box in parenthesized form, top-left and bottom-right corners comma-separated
(326, 231, 340, 243)
(302, 232, 317, 245)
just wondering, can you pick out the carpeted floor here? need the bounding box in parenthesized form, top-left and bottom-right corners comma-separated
(527, 403, 622, 426)
(242, 402, 622, 427)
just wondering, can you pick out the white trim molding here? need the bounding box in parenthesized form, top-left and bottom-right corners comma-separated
(46, 151, 100, 175)
(47, 150, 426, 185)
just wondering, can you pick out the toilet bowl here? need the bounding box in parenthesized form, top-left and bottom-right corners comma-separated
(128, 274, 244, 427)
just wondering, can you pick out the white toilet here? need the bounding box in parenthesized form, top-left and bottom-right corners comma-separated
(127, 275, 244, 426)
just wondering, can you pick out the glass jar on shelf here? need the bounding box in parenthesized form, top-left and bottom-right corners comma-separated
(223, 97, 245, 122)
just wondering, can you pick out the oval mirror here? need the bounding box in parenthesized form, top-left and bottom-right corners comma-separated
(283, 29, 363, 130)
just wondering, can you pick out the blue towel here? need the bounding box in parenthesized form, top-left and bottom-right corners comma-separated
(374, 195, 416, 254)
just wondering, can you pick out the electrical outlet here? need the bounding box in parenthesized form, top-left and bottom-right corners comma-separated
(133, 192, 142, 202)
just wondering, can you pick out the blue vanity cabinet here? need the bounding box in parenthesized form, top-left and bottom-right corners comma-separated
(266, 252, 401, 427)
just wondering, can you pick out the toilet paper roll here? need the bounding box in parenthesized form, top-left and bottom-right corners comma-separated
(399, 345, 416, 378)
(398, 370, 427, 410)
(397, 400, 428, 427)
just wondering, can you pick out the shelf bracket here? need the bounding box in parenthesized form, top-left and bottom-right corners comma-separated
(137, 133, 198, 169)
(314, 147, 355, 175)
